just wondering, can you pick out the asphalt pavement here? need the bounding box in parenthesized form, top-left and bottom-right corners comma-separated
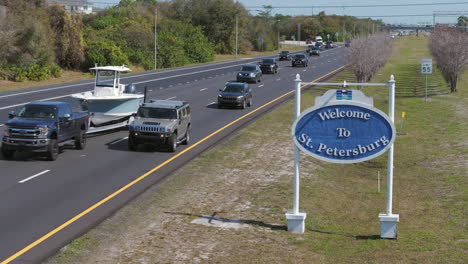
(0, 46, 348, 263)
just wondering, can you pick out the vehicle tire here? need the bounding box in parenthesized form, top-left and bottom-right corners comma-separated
(75, 130, 87, 150)
(168, 134, 177, 152)
(247, 97, 253, 107)
(292, 64, 295, 67)
(1, 147, 14, 160)
(241, 99, 246, 109)
(128, 134, 138, 151)
(257, 77, 261, 83)
(46, 139, 59, 161)
(182, 126, 190, 145)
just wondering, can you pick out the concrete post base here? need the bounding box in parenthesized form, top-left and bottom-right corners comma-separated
(285, 211, 307, 233)
(379, 213, 399, 239)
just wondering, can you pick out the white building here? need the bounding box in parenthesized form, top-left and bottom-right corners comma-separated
(48, 0, 93, 14)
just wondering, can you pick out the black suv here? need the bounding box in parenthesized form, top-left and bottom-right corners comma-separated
(279, 50, 291, 61)
(259, 58, 278, 74)
(307, 45, 320, 56)
(325, 40, 335, 49)
(292, 54, 308, 67)
(218, 82, 252, 109)
(236, 64, 262, 83)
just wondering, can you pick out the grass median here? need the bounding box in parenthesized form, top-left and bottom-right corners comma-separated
(45, 36, 467, 264)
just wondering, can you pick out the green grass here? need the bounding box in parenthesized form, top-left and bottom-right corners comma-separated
(45, 36, 467, 264)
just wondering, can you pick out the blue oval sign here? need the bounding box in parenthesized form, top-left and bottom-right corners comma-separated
(292, 102, 396, 163)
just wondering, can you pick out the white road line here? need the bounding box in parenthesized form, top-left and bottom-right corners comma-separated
(166, 96, 176, 100)
(0, 124, 4, 127)
(206, 102, 216, 106)
(0, 90, 93, 110)
(258, 84, 264, 87)
(110, 137, 128, 145)
(303, 69, 307, 72)
(200, 88, 208, 91)
(276, 78, 281, 81)
(19, 170, 50, 184)
(177, 83, 182, 85)
(80, 155, 86, 157)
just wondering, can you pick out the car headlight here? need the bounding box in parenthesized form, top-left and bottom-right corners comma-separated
(38, 127, 49, 137)
(237, 73, 242, 76)
(3, 127, 10, 137)
(250, 73, 255, 77)
(218, 94, 223, 98)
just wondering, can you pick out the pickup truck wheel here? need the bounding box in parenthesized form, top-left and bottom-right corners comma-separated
(247, 97, 253, 107)
(168, 134, 177, 152)
(128, 134, 138, 151)
(241, 99, 246, 109)
(1, 147, 14, 160)
(75, 130, 86, 150)
(182, 126, 190, 145)
(46, 139, 59, 161)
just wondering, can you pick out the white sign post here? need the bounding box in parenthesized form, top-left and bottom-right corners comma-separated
(421, 58, 432, 102)
(287, 75, 399, 238)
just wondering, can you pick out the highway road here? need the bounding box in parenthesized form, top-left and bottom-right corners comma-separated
(0, 46, 348, 263)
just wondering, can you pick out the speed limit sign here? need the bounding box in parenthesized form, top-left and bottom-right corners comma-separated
(421, 59, 432, 74)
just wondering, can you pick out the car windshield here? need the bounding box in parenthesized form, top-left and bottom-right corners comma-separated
(17, 105, 57, 119)
(262, 59, 274, 64)
(294, 55, 306, 59)
(137, 107, 177, 119)
(241, 66, 256, 71)
(223, 84, 244, 93)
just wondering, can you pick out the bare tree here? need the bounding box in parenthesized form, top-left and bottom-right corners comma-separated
(429, 27, 468, 92)
(348, 33, 393, 86)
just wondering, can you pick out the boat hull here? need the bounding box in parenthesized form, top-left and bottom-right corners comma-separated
(72, 93, 144, 126)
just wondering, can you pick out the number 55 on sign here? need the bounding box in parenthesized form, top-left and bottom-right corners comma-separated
(421, 58, 432, 74)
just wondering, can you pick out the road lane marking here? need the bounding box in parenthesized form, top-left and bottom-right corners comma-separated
(110, 137, 128, 145)
(0, 124, 4, 127)
(200, 88, 208, 91)
(80, 155, 86, 157)
(0, 63, 349, 264)
(303, 69, 307, 72)
(0, 91, 93, 110)
(206, 102, 216, 106)
(166, 96, 176, 100)
(276, 78, 281, 81)
(258, 84, 264, 87)
(19, 170, 50, 184)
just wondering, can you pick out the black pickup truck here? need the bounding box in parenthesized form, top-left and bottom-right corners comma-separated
(1, 102, 89, 160)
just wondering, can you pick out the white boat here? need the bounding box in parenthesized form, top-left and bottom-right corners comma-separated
(71, 66, 144, 133)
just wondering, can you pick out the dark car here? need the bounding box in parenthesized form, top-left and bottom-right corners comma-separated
(279, 50, 291, 61)
(218, 82, 252, 109)
(292, 54, 308, 67)
(2, 102, 89, 160)
(307, 45, 320, 56)
(325, 40, 335, 49)
(345, 40, 351, 47)
(259, 58, 278, 74)
(236, 64, 262, 83)
(315, 42, 324, 50)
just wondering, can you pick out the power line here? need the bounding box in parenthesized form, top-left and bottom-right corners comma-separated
(245, 2, 468, 9)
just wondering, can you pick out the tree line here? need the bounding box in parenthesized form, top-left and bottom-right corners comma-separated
(0, 0, 383, 82)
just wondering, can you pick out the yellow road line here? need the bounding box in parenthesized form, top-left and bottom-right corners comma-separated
(1, 64, 348, 264)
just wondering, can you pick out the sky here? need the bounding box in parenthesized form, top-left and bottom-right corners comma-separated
(92, 0, 468, 25)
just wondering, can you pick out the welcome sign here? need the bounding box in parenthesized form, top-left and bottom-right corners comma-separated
(292, 90, 396, 164)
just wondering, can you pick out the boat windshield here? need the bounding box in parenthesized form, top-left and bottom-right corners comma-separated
(96, 70, 116, 87)
(17, 105, 57, 120)
(137, 107, 177, 119)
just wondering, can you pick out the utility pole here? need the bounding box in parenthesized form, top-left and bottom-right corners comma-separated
(297, 23, 301, 45)
(154, 9, 157, 70)
(235, 15, 238, 59)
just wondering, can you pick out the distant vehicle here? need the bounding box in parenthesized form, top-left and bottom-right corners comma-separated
(2, 102, 89, 160)
(325, 40, 335, 49)
(315, 42, 324, 50)
(259, 58, 278, 74)
(305, 39, 313, 44)
(127, 100, 191, 152)
(307, 45, 320, 56)
(279, 50, 292, 61)
(292, 54, 308, 67)
(315, 36, 323, 44)
(345, 40, 351, 47)
(236, 64, 262, 83)
(217, 82, 253, 109)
